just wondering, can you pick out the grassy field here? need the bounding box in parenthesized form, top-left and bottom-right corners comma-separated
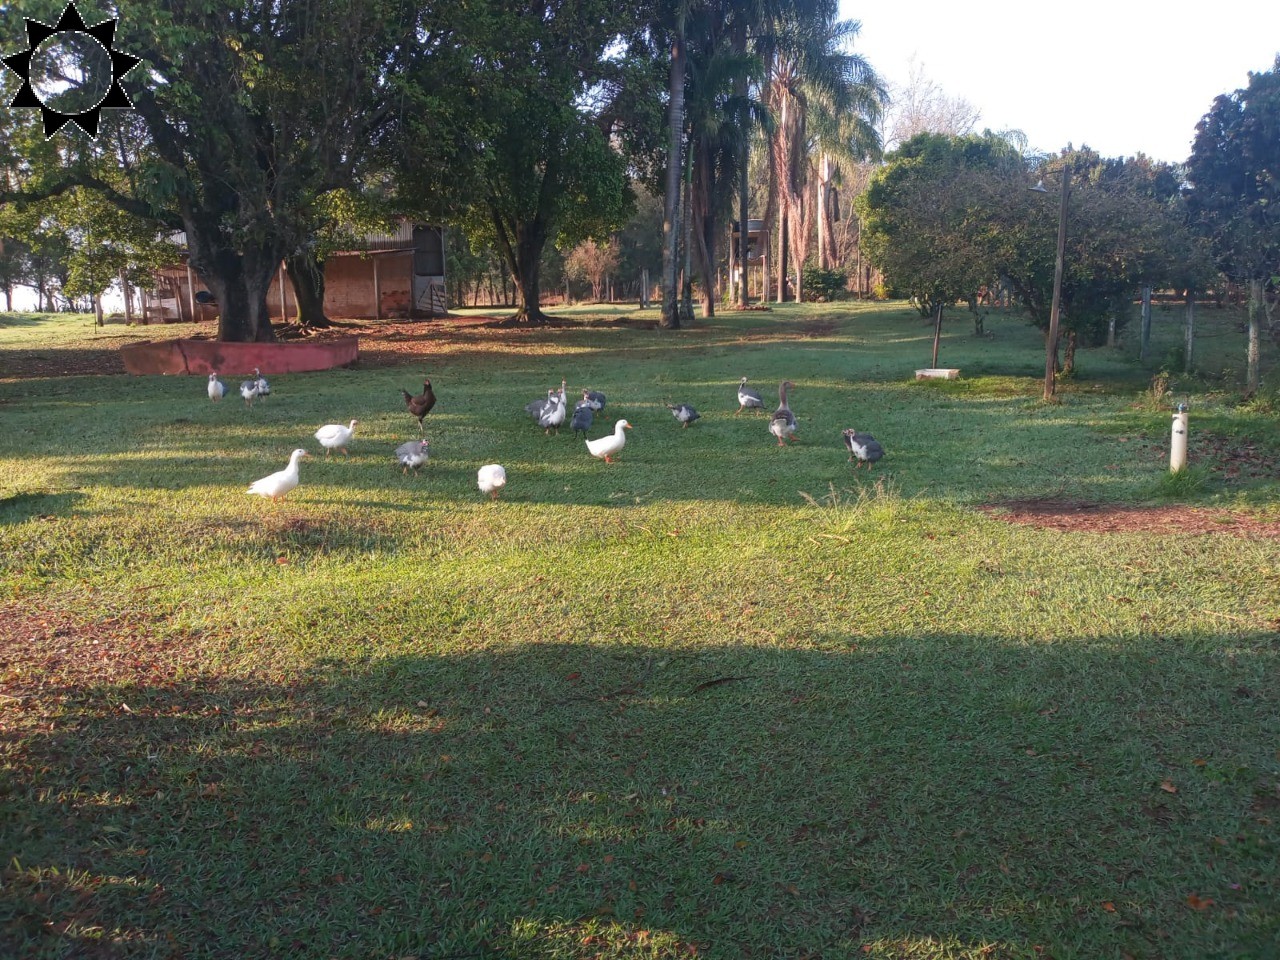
(1, 302, 1278, 959)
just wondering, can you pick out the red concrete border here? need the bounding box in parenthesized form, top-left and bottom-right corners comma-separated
(120, 337, 359, 376)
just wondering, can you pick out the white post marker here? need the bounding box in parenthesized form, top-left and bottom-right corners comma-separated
(1170, 403, 1189, 473)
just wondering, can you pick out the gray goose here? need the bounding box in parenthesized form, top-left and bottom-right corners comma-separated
(769, 380, 797, 446)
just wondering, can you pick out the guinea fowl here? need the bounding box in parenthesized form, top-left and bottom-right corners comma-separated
(526, 388, 556, 420)
(736, 377, 765, 414)
(246, 449, 309, 502)
(401, 379, 436, 433)
(539, 386, 567, 435)
(239, 378, 260, 407)
(570, 402, 594, 438)
(668, 403, 700, 427)
(253, 367, 271, 399)
(769, 380, 797, 446)
(207, 373, 225, 401)
(315, 419, 358, 456)
(843, 429, 885, 470)
(583, 389, 606, 413)
(395, 438, 430, 475)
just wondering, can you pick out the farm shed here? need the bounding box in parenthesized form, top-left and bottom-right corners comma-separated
(145, 222, 446, 323)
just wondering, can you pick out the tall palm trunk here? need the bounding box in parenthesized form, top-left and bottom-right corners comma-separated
(734, 21, 749, 309)
(661, 31, 686, 330)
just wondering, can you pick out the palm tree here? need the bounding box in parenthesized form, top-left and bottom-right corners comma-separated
(759, 9, 883, 302)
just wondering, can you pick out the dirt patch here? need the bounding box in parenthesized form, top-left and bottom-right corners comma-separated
(979, 499, 1280, 537)
(800, 319, 839, 337)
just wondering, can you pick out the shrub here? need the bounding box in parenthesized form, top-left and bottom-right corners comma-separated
(802, 264, 849, 302)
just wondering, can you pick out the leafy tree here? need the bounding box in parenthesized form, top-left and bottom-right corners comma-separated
(565, 239, 620, 302)
(858, 132, 1021, 365)
(1186, 57, 1280, 390)
(2, 0, 422, 341)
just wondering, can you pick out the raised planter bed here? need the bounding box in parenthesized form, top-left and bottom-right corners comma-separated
(121, 336, 359, 376)
(915, 368, 960, 380)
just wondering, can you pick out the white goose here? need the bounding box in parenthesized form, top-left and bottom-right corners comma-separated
(246, 449, 309, 501)
(586, 419, 631, 463)
(315, 419, 358, 456)
(478, 463, 507, 500)
(207, 373, 225, 401)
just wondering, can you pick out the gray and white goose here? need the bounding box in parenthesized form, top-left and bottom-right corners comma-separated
(769, 380, 797, 446)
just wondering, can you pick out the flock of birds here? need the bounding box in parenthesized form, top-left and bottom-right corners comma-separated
(204, 370, 884, 504)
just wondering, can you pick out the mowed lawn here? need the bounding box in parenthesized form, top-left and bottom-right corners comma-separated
(1, 303, 1278, 959)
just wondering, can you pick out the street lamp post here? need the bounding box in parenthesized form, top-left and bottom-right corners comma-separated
(1031, 171, 1070, 402)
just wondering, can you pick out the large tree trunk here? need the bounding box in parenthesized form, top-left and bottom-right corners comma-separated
(490, 206, 551, 324)
(661, 33, 686, 330)
(734, 23, 749, 309)
(691, 136, 716, 319)
(286, 251, 332, 329)
(185, 221, 279, 342)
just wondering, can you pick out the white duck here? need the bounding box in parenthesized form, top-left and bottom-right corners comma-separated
(253, 367, 271, 398)
(207, 373, 225, 401)
(586, 419, 631, 463)
(769, 380, 797, 446)
(239, 378, 260, 407)
(395, 438, 430, 475)
(736, 377, 765, 414)
(315, 419, 358, 456)
(478, 463, 507, 500)
(246, 449, 309, 502)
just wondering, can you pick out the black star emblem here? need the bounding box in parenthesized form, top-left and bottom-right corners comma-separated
(2, 1, 141, 138)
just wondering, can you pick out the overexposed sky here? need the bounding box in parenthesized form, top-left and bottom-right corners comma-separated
(844, 0, 1280, 164)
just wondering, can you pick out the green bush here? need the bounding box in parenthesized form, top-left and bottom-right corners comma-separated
(801, 264, 848, 302)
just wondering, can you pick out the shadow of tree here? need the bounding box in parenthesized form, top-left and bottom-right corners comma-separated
(3, 633, 1277, 957)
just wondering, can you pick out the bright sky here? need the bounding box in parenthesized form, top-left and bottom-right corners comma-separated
(844, 0, 1280, 164)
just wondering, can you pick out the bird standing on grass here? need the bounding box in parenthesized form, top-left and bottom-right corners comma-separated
(478, 464, 507, 500)
(315, 419, 358, 456)
(401, 379, 436, 433)
(668, 403, 700, 427)
(239, 378, 260, 407)
(736, 377, 765, 414)
(583, 389, 606, 413)
(253, 367, 271, 399)
(570, 402, 594, 438)
(586, 419, 631, 463)
(843, 429, 884, 469)
(395, 439, 430, 475)
(246, 449, 309, 502)
(207, 373, 225, 401)
(769, 380, 797, 446)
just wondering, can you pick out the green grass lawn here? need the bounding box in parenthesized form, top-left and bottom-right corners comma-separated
(1, 303, 1278, 959)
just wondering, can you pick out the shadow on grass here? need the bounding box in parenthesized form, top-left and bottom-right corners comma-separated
(0, 490, 86, 524)
(3, 633, 1277, 958)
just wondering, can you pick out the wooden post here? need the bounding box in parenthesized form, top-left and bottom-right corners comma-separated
(185, 262, 197, 322)
(640, 268, 649, 308)
(1184, 290, 1195, 374)
(1247, 278, 1262, 393)
(373, 256, 382, 320)
(1139, 285, 1152, 363)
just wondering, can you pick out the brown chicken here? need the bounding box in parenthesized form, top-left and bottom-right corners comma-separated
(401, 379, 436, 434)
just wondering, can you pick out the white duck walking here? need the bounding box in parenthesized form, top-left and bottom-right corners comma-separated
(478, 463, 507, 500)
(586, 419, 631, 463)
(395, 439, 430, 475)
(207, 373, 225, 401)
(246, 449, 309, 502)
(769, 380, 797, 446)
(315, 419, 358, 456)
